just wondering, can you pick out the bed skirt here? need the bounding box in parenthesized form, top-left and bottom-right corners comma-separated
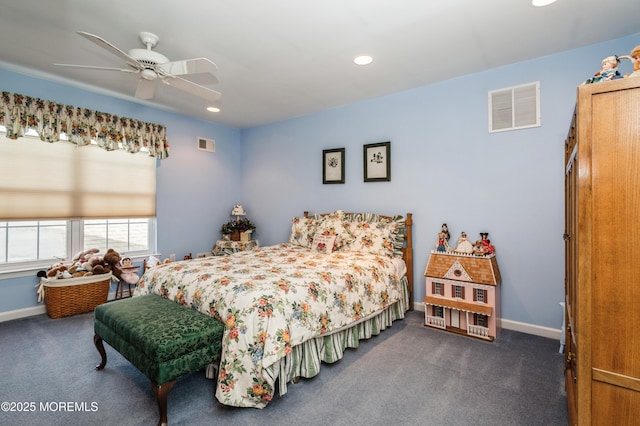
(265, 276, 410, 397)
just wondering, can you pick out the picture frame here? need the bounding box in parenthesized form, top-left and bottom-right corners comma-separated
(322, 148, 345, 184)
(363, 141, 391, 182)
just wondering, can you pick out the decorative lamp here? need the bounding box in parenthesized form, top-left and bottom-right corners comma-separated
(231, 204, 246, 222)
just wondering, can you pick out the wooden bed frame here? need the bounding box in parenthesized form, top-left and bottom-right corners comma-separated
(303, 211, 414, 310)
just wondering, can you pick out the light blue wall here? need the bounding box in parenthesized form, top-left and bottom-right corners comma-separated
(241, 34, 640, 330)
(1, 33, 638, 330)
(0, 68, 243, 312)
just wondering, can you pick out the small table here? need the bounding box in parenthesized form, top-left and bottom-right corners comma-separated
(212, 239, 259, 256)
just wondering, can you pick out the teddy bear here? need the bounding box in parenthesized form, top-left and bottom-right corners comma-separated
(83, 255, 104, 274)
(103, 248, 122, 269)
(45, 263, 72, 279)
(72, 248, 100, 265)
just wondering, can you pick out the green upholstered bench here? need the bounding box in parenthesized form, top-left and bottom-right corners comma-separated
(93, 294, 224, 426)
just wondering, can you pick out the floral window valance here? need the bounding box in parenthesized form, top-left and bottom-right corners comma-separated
(0, 91, 170, 159)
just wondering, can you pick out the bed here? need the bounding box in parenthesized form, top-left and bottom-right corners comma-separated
(134, 210, 413, 408)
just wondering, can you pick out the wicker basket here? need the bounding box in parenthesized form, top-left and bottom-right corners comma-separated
(42, 272, 112, 319)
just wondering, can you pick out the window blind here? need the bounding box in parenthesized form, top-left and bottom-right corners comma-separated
(0, 137, 156, 220)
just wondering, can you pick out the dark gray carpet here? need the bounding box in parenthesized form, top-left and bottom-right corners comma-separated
(0, 310, 568, 426)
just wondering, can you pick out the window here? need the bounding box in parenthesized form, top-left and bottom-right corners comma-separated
(474, 288, 487, 303)
(0, 220, 68, 264)
(0, 218, 155, 272)
(1, 125, 157, 273)
(84, 218, 153, 254)
(433, 282, 444, 296)
(475, 314, 487, 327)
(453, 285, 464, 299)
(433, 306, 444, 318)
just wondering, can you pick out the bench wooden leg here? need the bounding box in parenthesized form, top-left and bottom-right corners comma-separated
(152, 380, 176, 426)
(93, 334, 107, 370)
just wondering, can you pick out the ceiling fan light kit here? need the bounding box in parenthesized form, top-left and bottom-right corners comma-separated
(56, 31, 221, 102)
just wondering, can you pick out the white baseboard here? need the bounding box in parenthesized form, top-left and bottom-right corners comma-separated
(0, 305, 47, 322)
(0, 291, 120, 323)
(413, 302, 561, 341)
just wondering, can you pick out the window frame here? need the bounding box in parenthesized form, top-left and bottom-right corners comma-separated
(432, 281, 444, 296)
(453, 285, 465, 299)
(0, 218, 156, 277)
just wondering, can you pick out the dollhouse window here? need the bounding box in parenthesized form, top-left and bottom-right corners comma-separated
(433, 282, 444, 296)
(433, 306, 444, 318)
(453, 285, 464, 298)
(475, 314, 487, 327)
(474, 288, 487, 303)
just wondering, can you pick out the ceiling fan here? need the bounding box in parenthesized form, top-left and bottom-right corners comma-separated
(55, 31, 221, 102)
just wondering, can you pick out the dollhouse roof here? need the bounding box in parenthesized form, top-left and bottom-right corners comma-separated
(424, 252, 501, 286)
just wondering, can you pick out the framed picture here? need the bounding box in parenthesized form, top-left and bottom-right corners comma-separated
(363, 141, 390, 182)
(323, 148, 345, 184)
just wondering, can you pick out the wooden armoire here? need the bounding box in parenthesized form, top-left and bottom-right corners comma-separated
(564, 77, 640, 425)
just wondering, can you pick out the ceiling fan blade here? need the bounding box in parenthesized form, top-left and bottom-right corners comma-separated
(53, 63, 138, 73)
(162, 75, 221, 102)
(135, 78, 157, 100)
(77, 31, 142, 70)
(158, 58, 218, 77)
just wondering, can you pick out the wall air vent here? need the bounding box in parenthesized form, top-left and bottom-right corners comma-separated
(488, 81, 540, 133)
(197, 137, 215, 152)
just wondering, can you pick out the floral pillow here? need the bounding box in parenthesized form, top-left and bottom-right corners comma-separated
(342, 213, 405, 258)
(289, 216, 319, 248)
(314, 210, 355, 251)
(311, 234, 337, 254)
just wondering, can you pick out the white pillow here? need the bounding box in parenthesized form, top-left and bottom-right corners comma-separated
(311, 234, 337, 254)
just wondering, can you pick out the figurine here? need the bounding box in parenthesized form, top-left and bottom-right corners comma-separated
(583, 55, 623, 84)
(441, 223, 450, 242)
(473, 240, 485, 256)
(454, 231, 474, 254)
(435, 232, 450, 253)
(118, 257, 139, 284)
(479, 232, 496, 255)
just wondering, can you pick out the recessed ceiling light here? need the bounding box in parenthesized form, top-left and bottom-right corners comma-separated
(354, 55, 373, 66)
(206, 106, 220, 113)
(532, 0, 557, 6)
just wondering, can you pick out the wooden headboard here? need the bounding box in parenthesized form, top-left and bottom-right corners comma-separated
(303, 211, 414, 311)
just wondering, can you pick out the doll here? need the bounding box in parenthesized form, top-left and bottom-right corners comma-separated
(623, 45, 640, 77)
(583, 55, 622, 84)
(118, 257, 139, 284)
(454, 231, 474, 254)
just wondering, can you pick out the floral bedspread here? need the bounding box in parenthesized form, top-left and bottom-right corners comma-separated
(134, 243, 406, 408)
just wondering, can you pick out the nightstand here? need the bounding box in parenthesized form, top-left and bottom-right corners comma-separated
(211, 239, 259, 256)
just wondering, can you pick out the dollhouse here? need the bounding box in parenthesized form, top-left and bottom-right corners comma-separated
(423, 250, 501, 341)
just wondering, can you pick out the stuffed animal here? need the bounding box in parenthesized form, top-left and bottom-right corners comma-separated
(84, 256, 104, 273)
(45, 263, 72, 279)
(72, 248, 100, 265)
(103, 248, 122, 269)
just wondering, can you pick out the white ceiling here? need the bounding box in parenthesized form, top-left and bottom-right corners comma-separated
(0, 0, 638, 129)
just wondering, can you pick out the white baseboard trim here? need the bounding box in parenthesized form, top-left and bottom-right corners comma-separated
(499, 318, 561, 341)
(0, 291, 120, 323)
(413, 302, 561, 341)
(0, 305, 47, 322)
